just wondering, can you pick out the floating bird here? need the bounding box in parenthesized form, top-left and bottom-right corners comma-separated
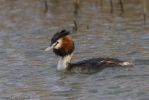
(45, 30, 133, 73)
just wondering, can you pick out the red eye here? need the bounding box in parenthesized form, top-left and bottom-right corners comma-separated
(55, 41, 59, 46)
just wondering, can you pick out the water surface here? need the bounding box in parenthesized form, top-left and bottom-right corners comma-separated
(0, 0, 149, 100)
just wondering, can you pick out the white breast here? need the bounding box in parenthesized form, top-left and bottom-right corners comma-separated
(57, 54, 73, 70)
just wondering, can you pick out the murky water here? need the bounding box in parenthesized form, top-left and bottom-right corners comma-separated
(0, 0, 149, 100)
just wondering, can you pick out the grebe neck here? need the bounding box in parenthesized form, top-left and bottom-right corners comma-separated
(57, 53, 73, 70)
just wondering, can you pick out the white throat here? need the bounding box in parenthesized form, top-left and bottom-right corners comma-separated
(57, 53, 73, 71)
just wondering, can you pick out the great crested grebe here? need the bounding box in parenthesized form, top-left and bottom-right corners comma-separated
(45, 30, 133, 73)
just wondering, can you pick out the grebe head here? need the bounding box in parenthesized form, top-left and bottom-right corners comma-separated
(45, 30, 74, 57)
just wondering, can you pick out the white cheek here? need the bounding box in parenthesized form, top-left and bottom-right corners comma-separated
(54, 43, 61, 49)
(54, 39, 62, 49)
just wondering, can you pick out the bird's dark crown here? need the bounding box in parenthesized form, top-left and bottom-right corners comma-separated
(51, 30, 70, 45)
(51, 29, 74, 57)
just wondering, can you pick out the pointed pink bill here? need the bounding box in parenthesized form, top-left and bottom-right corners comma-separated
(45, 45, 54, 51)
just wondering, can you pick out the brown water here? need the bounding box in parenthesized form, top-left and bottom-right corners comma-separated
(0, 0, 149, 100)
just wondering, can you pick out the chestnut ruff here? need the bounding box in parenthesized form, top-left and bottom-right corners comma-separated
(46, 30, 133, 72)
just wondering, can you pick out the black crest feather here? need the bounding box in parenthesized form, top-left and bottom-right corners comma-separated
(51, 30, 70, 45)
